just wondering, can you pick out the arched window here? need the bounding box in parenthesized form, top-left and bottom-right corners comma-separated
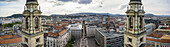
(35, 17, 39, 28)
(139, 44, 145, 47)
(140, 17, 143, 28)
(26, 17, 29, 28)
(129, 16, 133, 28)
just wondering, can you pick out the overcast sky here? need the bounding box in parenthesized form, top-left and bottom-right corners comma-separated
(0, 0, 170, 17)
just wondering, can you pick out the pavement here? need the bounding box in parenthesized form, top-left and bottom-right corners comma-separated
(87, 37, 98, 47)
(74, 39, 80, 47)
(80, 38, 88, 47)
(73, 37, 98, 47)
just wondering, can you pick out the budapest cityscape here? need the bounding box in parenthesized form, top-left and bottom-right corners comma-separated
(0, 0, 170, 47)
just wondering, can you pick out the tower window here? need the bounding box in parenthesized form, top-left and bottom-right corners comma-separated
(25, 37, 28, 43)
(36, 38, 40, 43)
(26, 17, 29, 28)
(35, 17, 39, 28)
(140, 37, 143, 43)
(139, 44, 145, 47)
(129, 17, 133, 28)
(128, 37, 132, 43)
(126, 44, 133, 47)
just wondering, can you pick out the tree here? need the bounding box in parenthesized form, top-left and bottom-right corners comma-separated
(46, 28, 51, 31)
(4, 23, 13, 27)
(65, 43, 73, 47)
(15, 22, 22, 24)
(3, 22, 22, 27)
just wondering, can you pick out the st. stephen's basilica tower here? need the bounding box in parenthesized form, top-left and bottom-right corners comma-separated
(124, 0, 146, 47)
(21, 0, 44, 47)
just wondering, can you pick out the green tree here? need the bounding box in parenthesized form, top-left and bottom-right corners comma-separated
(65, 43, 73, 47)
(4, 23, 13, 27)
(46, 28, 51, 31)
(15, 22, 22, 24)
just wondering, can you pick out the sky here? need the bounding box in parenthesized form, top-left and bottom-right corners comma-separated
(0, 0, 170, 17)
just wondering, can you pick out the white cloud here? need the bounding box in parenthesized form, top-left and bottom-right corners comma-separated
(0, 0, 170, 17)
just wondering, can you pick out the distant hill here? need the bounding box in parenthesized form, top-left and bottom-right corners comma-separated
(50, 14, 64, 17)
(41, 15, 49, 17)
(69, 12, 126, 16)
(70, 13, 111, 15)
(144, 14, 170, 17)
(6, 14, 24, 18)
(3, 13, 170, 18)
(50, 13, 165, 17)
(5, 14, 50, 18)
(144, 14, 155, 17)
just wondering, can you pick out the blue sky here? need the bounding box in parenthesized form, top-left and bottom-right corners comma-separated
(0, 0, 170, 17)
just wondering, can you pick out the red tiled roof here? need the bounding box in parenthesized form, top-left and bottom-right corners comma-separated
(59, 29, 66, 36)
(0, 35, 22, 44)
(146, 38, 161, 42)
(48, 29, 67, 37)
(62, 21, 69, 23)
(159, 31, 170, 34)
(161, 39, 170, 43)
(166, 28, 170, 29)
(119, 24, 124, 25)
(147, 31, 170, 43)
(48, 32, 59, 37)
(54, 26, 63, 30)
(147, 33, 163, 38)
(44, 24, 54, 26)
(147, 37, 170, 43)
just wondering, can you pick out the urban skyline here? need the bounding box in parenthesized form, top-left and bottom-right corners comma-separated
(0, 0, 170, 47)
(0, 0, 170, 17)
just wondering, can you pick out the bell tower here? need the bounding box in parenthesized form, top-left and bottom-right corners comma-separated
(21, 0, 44, 47)
(124, 0, 146, 47)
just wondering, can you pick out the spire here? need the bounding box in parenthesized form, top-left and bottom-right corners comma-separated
(129, 0, 142, 5)
(130, 0, 141, 2)
(27, 0, 37, 2)
(26, 0, 38, 5)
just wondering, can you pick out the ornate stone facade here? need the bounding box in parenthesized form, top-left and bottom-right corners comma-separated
(21, 0, 44, 47)
(124, 0, 146, 47)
